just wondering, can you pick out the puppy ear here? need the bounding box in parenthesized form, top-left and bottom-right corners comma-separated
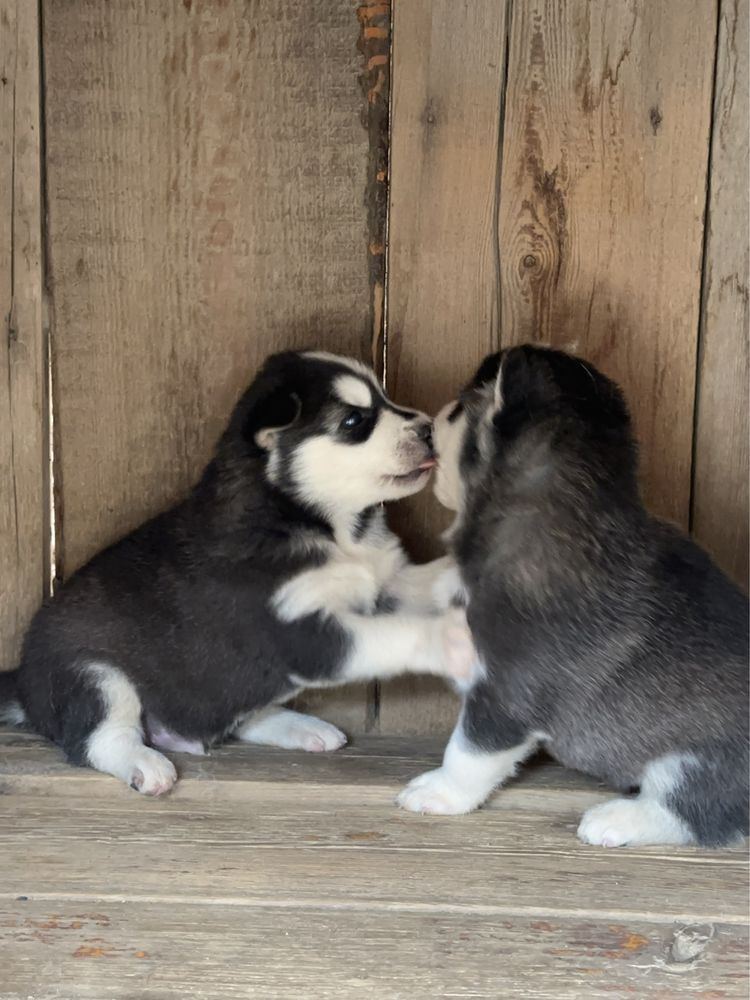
(225, 352, 305, 454)
(253, 390, 302, 450)
(492, 346, 530, 413)
(470, 352, 502, 390)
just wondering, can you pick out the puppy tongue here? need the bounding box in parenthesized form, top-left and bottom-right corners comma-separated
(418, 456, 438, 469)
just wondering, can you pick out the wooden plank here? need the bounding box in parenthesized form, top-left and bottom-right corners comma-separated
(499, 0, 718, 528)
(0, 738, 746, 921)
(692, 0, 749, 591)
(379, 0, 509, 734)
(0, 1, 46, 673)
(0, 731, 614, 813)
(0, 802, 746, 922)
(3, 786, 746, 870)
(1, 901, 746, 1000)
(41, 0, 381, 730)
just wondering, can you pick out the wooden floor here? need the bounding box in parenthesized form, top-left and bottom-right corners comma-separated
(0, 729, 747, 999)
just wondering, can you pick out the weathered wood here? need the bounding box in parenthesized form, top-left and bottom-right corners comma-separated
(692, 0, 749, 591)
(1, 900, 746, 1000)
(0, 731, 613, 813)
(0, 734, 746, 998)
(379, 0, 509, 734)
(499, 0, 718, 527)
(0, 0, 46, 673)
(41, 0, 380, 730)
(0, 733, 746, 922)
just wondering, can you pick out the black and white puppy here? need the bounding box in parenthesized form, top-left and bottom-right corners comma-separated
(1, 350, 470, 795)
(398, 344, 749, 848)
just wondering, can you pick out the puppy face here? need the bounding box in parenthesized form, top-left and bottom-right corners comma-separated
(432, 354, 502, 512)
(433, 346, 631, 514)
(228, 351, 435, 517)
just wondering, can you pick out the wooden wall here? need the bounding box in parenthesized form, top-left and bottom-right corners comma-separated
(1, 0, 747, 736)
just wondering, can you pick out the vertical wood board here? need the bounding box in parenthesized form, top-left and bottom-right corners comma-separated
(42, 0, 379, 729)
(380, 0, 510, 733)
(498, 0, 719, 527)
(0, 0, 46, 672)
(692, 0, 749, 590)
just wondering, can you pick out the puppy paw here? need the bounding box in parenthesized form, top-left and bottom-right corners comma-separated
(273, 563, 378, 622)
(130, 748, 177, 796)
(288, 717, 348, 753)
(577, 797, 692, 848)
(397, 768, 482, 815)
(431, 563, 467, 610)
(237, 709, 348, 753)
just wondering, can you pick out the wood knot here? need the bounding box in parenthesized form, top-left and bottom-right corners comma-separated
(422, 100, 439, 128)
(649, 105, 663, 135)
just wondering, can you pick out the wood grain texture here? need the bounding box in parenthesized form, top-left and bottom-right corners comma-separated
(499, 0, 718, 527)
(0, 733, 746, 920)
(379, 0, 509, 734)
(0, 0, 46, 673)
(0, 731, 613, 812)
(1, 901, 747, 1000)
(692, 0, 749, 590)
(0, 732, 747, 999)
(42, 0, 378, 729)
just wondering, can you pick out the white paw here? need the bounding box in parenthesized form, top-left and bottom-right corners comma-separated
(578, 797, 693, 848)
(273, 562, 378, 621)
(396, 767, 482, 815)
(288, 717, 348, 753)
(441, 608, 481, 689)
(432, 563, 466, 610)
(130, 748, 178, 796)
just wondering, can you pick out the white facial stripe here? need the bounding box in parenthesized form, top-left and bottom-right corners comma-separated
(432, 401, 466, 512)
(493, 361, 504, 410)
(334, 374, 373, 409)
(303, 351, 379, 385)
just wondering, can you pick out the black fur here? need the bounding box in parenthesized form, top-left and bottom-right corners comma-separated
(451, 345, 749, 846)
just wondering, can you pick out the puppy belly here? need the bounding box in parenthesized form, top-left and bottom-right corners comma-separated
(145, 716, 207, 756)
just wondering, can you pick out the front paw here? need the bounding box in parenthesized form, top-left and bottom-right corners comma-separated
(396, 767, 483, 815)
(432, 562, 466, 610)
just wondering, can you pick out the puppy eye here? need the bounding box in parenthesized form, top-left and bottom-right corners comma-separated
(341, 409, 364, 430)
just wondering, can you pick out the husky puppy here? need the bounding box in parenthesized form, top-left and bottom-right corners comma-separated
(397, 344, 749, 848)
(1, 350, 470, 795)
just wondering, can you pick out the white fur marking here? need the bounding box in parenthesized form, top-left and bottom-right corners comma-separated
(387, 556, 467, 613)
(0, 700, 26, 725)
(334, 374, 372, 409)
(235, 707, 347, 752)
(272, 522, 407, 622)
(432, 401, 466, 512)
(493, 361, 504, 410)
(302, 351, 379, 387)
(577, 754, 695, 847)
(331, 606, 475, 684)
(85, 663, 176, 795)
(397, 726, 540, 815)
(292, 404, 430, 515)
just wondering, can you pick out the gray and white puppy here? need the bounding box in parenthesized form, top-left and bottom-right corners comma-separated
(398, 345, 748, 848)
(1, 350, 470, 795)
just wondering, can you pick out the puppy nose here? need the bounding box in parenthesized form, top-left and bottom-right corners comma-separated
(414, 419, 433, 444)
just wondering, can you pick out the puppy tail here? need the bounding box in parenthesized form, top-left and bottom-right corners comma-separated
(0, 670, 25, 725)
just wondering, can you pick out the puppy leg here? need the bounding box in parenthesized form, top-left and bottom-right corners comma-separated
(235, 707, 346, 752)
(336, 607, 478, 685)
(398, 695, 538, 814)
(578, 754, 698, 848)
(84, 663, 177, 796)
(387, 556, 466, 613)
